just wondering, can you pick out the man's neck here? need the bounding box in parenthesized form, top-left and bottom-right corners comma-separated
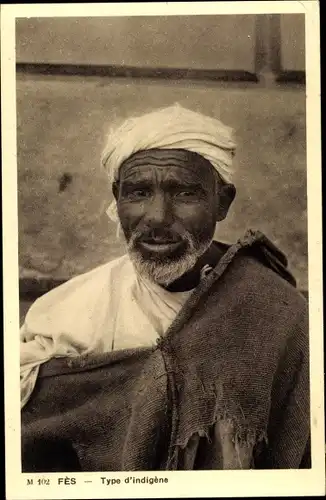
(164, 242, 223, 293)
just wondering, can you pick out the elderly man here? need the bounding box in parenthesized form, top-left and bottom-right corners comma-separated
(20, 104, 310, 471)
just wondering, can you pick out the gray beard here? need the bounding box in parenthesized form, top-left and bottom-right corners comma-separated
(127, 237, 213, 286)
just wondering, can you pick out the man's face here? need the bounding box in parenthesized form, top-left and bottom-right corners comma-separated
(114, 149, 223, 285)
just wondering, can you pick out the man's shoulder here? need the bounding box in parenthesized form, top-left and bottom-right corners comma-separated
(235, 250, 306, 307)
(214, 230, 307, 311)
(23, 254, 131, 324)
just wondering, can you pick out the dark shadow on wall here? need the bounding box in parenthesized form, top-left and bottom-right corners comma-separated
(17, 63, 259, 82)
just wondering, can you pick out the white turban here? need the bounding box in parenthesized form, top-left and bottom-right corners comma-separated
(101, 103, 236, 222)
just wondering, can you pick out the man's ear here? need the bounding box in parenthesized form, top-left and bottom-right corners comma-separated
(112, 181, 119, 201)
(215, 183, 236, 221)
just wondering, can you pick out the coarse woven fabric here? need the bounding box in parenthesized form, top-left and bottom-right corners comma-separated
(21, 230, 310, 471)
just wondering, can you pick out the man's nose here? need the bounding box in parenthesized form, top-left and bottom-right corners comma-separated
(144, 192, 172, 226)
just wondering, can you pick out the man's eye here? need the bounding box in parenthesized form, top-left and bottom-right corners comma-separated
(175, 190, 197, 198)
(128, 189, 151, 198)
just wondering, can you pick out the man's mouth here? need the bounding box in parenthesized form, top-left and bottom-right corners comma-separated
(138, 236, 183, 253)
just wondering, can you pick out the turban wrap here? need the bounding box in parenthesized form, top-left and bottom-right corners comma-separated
(101, 103, 236, 222)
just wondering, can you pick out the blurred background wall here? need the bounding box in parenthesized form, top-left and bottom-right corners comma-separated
(16, 14, 307, 322)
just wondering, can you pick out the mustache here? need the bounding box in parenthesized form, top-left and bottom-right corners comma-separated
(129, 226, 192, 245)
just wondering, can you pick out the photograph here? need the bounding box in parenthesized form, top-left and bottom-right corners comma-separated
(2, 2, 324, 499)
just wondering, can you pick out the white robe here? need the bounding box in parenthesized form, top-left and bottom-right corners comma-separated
(20, 255, 193, 407)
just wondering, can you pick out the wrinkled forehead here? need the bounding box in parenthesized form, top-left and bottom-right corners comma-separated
(118, 148, 217, 185)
